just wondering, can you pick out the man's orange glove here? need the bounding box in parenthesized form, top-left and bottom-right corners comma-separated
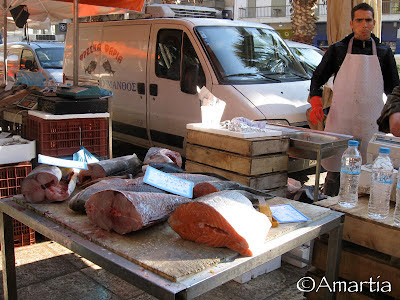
(309, 96, 324, 125)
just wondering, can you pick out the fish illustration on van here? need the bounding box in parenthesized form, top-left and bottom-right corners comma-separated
(102, 60, 115, 75)
(84, 61, 97, 74)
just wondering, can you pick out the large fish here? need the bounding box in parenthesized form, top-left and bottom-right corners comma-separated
(85, 191, 191, 234)
(69, 177, 165, 213)
(193, 181, 273, 199)
(21, 165, 78, 203)
(78, 154, 142, 185)
(69, 173, 222, 214)
(168, 190, 272, 256)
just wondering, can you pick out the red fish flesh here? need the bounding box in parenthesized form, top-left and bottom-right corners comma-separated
(21, 165, 78, 203)
(168, 190, 272, 256)
(143, 147, 182, 167)
(85, 191, 191, 234)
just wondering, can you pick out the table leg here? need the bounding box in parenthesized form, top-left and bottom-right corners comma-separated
(0, 213, 17, 300)
(314, 151, 322, 202)
(324, 215, 344, 300)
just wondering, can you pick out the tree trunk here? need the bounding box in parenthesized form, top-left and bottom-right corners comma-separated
(290, 0, 318, 44)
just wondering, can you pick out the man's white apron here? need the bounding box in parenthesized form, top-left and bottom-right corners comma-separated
(322, 37, 384, 172)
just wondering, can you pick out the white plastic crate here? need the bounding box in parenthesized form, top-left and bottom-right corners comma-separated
(233, 256, 281, 284)
(0, 135, 35, 165)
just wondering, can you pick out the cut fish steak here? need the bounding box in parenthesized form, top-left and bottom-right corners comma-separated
(85, 191, 191, 234)
(168, 190, 272, 256)
(21, 165, 77, 203)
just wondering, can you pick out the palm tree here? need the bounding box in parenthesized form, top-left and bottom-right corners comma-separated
(290, 0, 319, 44)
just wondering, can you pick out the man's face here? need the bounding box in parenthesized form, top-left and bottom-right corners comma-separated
(350, 10, 375, 40)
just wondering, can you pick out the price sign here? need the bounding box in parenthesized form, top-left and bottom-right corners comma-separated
(143, 166, 194, 198)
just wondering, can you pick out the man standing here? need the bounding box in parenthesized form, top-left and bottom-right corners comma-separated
(309, 3, 399, 196)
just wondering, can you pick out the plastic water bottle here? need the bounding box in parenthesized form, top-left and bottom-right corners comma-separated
(394, 175, 400, 226)
(368, 147, 393, 220)
(338, 140, 362, 208)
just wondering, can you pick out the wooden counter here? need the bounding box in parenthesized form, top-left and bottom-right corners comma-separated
(306, 196, 400, 299)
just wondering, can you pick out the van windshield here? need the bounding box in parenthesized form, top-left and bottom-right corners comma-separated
(35, 48, 64, 69)
(195, 26, 309, 83)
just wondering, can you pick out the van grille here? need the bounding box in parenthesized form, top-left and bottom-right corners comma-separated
(35, 34, 56, 41)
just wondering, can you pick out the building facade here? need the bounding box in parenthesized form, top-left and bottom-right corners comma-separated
(235, 0, 400, 53)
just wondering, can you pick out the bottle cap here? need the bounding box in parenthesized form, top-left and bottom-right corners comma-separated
(379, 147, 391, 154)
(348, 140, 358, 147)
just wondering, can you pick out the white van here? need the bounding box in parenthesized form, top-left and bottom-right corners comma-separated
(0, 41, 64, 86)
(63, 5, 311, 154)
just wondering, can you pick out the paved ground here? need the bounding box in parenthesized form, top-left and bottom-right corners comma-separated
(1, 240, 308, 300)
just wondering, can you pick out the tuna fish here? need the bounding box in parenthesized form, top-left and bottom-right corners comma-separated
(168, 190, 272, 256)
(85, 191, 191, 234)
(21, 165, 78, 203)
(69, 173, 222, 214)
(78, 154, 142, 185)
(193, 181, 273, 199)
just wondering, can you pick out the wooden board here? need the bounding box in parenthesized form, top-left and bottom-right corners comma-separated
(186, 143, 288, 176)
(185, 160, 288, 190)
(14, 195, 330, 282)
(186, 129, 289, 156)
(315, 196, 400, 258)
(312, 238, 400, 299)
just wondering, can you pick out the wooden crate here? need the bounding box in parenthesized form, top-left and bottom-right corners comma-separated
(308, 196, 400, 299)
(187, 129, 290, 156)
(311, 238, 400, 299)
(185, 160, 288, 190)
(185, 129, 289, 190)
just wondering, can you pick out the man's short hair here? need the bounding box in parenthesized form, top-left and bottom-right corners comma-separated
(351, 3, 374, 20)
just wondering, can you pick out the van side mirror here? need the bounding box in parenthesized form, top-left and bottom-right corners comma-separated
(181, 64, 199, 94)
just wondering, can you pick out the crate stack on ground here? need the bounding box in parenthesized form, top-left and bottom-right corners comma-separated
(0, 162, 35, 247)
(24, 110, 109, 159)
(184, 127, 289, 197)
(306, 196, 400, 300)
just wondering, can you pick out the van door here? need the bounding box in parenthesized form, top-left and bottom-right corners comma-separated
(100, 23, 152, 149)
(17, 48, 46, 86)
(147, 25, 207, 152)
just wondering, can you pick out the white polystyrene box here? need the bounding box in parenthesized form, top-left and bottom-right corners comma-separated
(233, 256, 281, 284)
(282, 242, 311, 268)
(0, 136, 36, 165)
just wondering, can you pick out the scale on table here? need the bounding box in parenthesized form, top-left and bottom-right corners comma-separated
(16, 94, 39, 110)
(367, 133, 400, 168)
(56, 85, 101, 99)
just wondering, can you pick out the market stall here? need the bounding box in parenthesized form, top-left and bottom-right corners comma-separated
(0, 193, 344, 299)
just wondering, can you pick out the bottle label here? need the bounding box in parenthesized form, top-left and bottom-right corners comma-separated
(340, 168, 361, 175)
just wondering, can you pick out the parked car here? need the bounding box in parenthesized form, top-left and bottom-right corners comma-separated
(0, 41, 64, 86)
(285, 40, 324, 77)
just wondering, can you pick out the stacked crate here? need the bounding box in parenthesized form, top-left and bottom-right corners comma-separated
(185, 128, 289, 196)
(0, 161, 35, 247)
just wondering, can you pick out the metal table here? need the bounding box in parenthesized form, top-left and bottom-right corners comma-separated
(0, 197, 344, 300)
(267, 125, 354, 202)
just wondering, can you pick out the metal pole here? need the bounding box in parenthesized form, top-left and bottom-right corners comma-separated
(3, 0, 7, 85)
(73, 0, 79, 86)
